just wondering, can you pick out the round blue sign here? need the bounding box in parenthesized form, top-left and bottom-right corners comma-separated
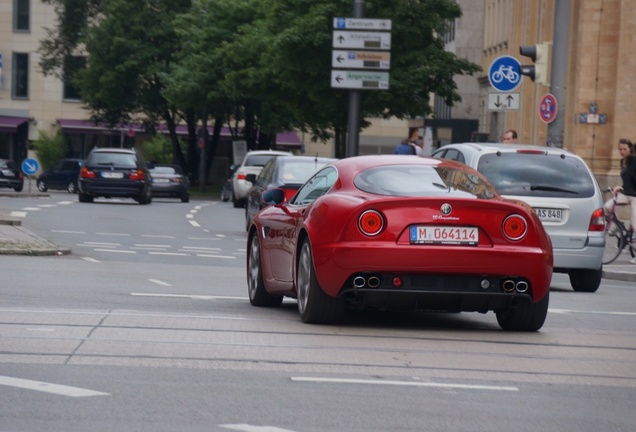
(21, 158, 39, 176)
(488, 56, 522, 92)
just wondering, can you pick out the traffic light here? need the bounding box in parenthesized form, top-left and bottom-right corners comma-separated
(519, 42, 550, 85)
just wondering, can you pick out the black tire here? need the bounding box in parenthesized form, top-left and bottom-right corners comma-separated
(14, 184, 23, 192)
(78, 192, 93, 203)
(37, 180, 47, 192)
(232, 191, 243, 208)
(245, 207, 250, 232)
(247, 233, 283, 307)
(496, 291, 549, 331)
(181, 193, 190, 203)
(67, 181, 76, 194)
(138, 188, 151, 205)
(296, 238, 344, 324)
(569, 268, 602, 293)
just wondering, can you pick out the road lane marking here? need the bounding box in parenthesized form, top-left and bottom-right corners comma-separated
(22, 207, 41, 211)
(94, 249, 136, 254)
(196, 254, 236, 259)
(149, 279, 172, 287)
(189, 220, 201, 227)
(148, 252, 188, 256)
(291, 377, 518, 392)
(550, 308, 636, 316)
(10, 211, 27, 218)
(52, 230, 86, 234)
(131, 293, 247, 301)
(221, 424, 298, 432)
(80, 257, 100, 263)
(0, 376, 110, 397)
(96, 232, 130, 236)
(141, 234, 175, 238)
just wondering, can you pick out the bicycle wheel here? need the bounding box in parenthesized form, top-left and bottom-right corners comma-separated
(603, 219, 628, 264)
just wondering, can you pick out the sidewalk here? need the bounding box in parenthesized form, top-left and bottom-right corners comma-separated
(1, 192, 635, 280)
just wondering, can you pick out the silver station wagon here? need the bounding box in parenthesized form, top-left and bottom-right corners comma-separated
(432, 143, 605, 293)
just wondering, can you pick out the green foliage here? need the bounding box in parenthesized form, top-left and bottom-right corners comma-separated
(142, 134, 173, 164)
(32, 130, 67, 170)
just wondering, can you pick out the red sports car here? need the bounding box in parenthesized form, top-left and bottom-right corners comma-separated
(246, 155, 553, 331)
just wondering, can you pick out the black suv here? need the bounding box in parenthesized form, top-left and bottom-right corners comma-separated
(37, 158, 83, 193)
(0, 159, 24, 192)
(78, 148, 152, 204)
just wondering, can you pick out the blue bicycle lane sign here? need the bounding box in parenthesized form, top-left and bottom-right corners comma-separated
(488, 55, 522, 92)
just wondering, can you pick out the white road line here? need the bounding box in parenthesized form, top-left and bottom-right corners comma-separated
(38, 204, 57, 208)
(141, 234, 175, 238)
(186, 214, 194, 218)
(0, 375, 110, 397)
(221, 424, 298, 432)
(10, 211, 27, 218)
(216, 234, 226, 238)
(52, 230, 86, 234)
(94, 249, 136, 254)
(58, 201, 75, 205)
(290, 377, 519, 392)
(148, 279, 172, 287)
(80, 257, 100, 263)
(187, 237, 219, 241)
(189, 220, 200, 227)
(96, 232, 130, 236)
(22, 207, 41, 211)
(82, 242, 120, 246)
(196, 254, 236, 259)
(181, 246, 221, 251)
(148, 251, 189, 256)
(131, 293, 247, 301)
(550, 308, 636, 316)
(134, 244, 171, 248)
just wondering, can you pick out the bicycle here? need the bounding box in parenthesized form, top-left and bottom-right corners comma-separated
(602, 188, 636, 264)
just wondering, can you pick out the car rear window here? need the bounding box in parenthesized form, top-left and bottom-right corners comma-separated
(279, 160, 331, 183)
(88, 152, 137, 168)
(354, 165, 497, 199)
(244, 155, 279, 167)
(477, 152, 595, 198)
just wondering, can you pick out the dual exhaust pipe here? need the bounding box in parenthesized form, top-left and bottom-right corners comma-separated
(502, 279, 529, 293)
(353, 275, 381, 289)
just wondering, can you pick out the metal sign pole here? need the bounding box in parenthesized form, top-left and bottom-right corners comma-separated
(345, 0, 365, 158)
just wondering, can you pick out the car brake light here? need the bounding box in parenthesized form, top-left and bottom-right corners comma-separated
(516, 149, 546, 155)
(503, 214, 527, 240)
(80, 166, 95, 179)
(588, 208, 606, 232)
(237, 173, 246, 180)
(129, 169, 144, 180)
(358, 210, 384, 236)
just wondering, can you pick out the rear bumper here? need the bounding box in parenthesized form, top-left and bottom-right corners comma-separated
(552, 236, 604, 272)
(0, 178, 23, 189)
(79, 179, 148, 197)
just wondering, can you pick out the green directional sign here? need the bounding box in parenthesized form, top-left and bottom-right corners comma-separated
(331, 70, 389, 90)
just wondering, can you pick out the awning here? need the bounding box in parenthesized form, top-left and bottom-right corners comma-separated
(275, 131, 302, 147)
(58, 119, 145, 135)
(0, 116, 29, 133)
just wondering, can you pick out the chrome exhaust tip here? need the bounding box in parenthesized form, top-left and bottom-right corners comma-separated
(502, 280, 516, 292)
(353, 276, 366, 288)
(368, 276, 381, 288)
(516, 281, 529, 293)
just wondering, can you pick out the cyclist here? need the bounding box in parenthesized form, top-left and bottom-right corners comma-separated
(605, 138, 636, 261)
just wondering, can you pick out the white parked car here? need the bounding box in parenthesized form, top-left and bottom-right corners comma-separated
(231, 150, 292, 208)
(432, 142, 605, 293)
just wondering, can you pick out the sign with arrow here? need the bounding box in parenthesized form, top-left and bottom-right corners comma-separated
(487, 92, 521, 111)
(21, 158, 39, 176)
(332, 31, 391, 50)
(331, 70, 389, 90)
(332, 50, 390, 70)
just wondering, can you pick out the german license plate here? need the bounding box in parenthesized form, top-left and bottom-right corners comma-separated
(101, 172, 124, 179)
(410, 225, 479, 245)
(534, 208, 563, 222)
(153, 178, 170, 183)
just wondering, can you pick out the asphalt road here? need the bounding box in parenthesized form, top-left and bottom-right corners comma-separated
(0, 191, 635, 432)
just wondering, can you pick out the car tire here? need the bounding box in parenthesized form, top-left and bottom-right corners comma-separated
(496, 291, 549, 331)
(297, 238, 344, 324)
(14, 184, 23, 192)
(37, 180, 47, 192)
(181, 193, 190, 203)
(78, 192, 93, 203)
(247, 233, 283, 307)
(67, 181, 77, 194)
(232, 191, 243, 208)
(138, 188, 151, 205)
(568, 268, 602, 293)
(245, 207, 250, 232)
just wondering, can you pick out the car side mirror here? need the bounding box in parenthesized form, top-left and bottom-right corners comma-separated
(245, 173, 257, 184)
(261, 189, 285, 205)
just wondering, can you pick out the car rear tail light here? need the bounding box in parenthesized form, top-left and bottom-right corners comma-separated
(516, 149, 545, 155)
(129, 169, 144, 180)
(503, 214, 527, 240)
(80, 166, 95, 179)
(588, 208, 606, 232)
(358, 210, 384, 236)
(237, 173, 246, 180)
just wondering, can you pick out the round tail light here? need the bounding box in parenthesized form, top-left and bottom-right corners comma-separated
(503, 214, 527, 240)
(358, 210, 384, 236)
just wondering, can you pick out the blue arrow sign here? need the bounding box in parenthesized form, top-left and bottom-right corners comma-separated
(488, 56, 522, 92)
(21, 158, 39, 176)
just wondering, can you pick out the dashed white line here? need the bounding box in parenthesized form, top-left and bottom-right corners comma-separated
(0, 375, 110, 397)
(94, 249, 136, 254)
(148, 279, 172, 287)
(96, 232, 130, 236)
(52, 230, 86, 234)
(189, 220, 201, 227)
(197, 254, 236, 259)
(290, 377, 519, 392)
(131, 293, 247, 301)
(80, 256, 100, 263)
(220, 424, 298, 432)
(9, 211, 26, 218)
(148, 252, 188, 256)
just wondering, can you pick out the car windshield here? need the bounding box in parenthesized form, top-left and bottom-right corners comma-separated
(280, 160, 331, 183)
(244, 155, 279, 167)
(151, 166, 177, 174)
(477, 152, 595, 198)
(354, 165, 497, 199)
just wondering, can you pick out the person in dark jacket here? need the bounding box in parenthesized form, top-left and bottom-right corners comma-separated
(608, 139, 636, 260)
